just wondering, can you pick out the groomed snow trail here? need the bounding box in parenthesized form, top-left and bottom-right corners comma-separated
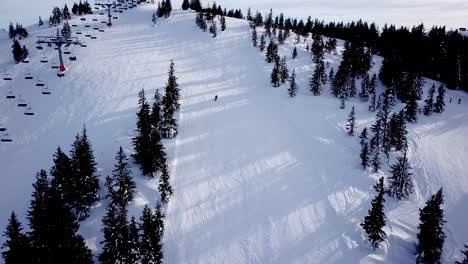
(1, 5, 468, 264)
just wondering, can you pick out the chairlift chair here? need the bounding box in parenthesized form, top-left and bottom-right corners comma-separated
(85, 24, 91, 28)
(36, 79, 45, 86)
(69, 56, 77, 61)
(6, 91, 15, 99)
(24, 106, 35, 116)
(64, 51, 71, 55)
(42, 85, 51, 95)
(25, 73, 33, 80)
(40, 56, 48, 63)
(72, 24, 78, 27)
(1, 133, 13, 142)
(36, 45, 43, 50)
(93, 18, 98, 21)
(76, 32, 82, 35)
(17, 98, 27, 107)
(3, 73, 12, 81)
(21, 58, 30, 63)
(91, 36, 97, 39)
(80, 17, 86, 21)
(99, 29, 105, 32)
(51, 65, 59, 69)
(0, 125, 5, 132)
(113, 16, 118, 19)
(94, 27, 99, 30)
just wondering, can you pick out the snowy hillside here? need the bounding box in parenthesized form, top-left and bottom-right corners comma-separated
(0, 3, 467, 263)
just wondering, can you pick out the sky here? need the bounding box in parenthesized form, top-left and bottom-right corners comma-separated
(1, 0, 467, 33)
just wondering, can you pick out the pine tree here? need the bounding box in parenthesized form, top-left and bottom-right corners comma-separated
(38, 16, 44, 26)
(388, 149, 414, 199)
(279, 56, 289, 84)
(8, 23, 16, 39)
(63, 4, 71, 19)
(388, 110, 408, 151)
(128, 216, 140, 263)
(154, 203, 165, 237)
(310, 59, 327, 95)
(70, 126, 100, 220)
(99, 205, 130, 264)
(455, 245, 468, 264)
(360, 128, 369, 169)
(405, 92, 419, 123)
(371, 145, 380, 173)
(433, 84, 446, 113)
(161, 60, 180, 138)
(423, 84, 436, 116)
(292, 46, 297, 59)
(151, 89, 163, 133)
(140, 206, 164, 264)
(346, 106, 356, 136)
(50, 147, 74, 208)
(209, 21, 217, 38)
(270, 60, 281, 87)
(251, 27, 257, 47)
(2, 212, 32, 264)
(361, 177, 386, 250)
(359, 73, 370, 101)
(416, 188, 445, 264)
(288, 69, 298, 97)
(220, 16, 226, 31)
(133, 89, 154, 175)
(159, 163, 173, 204)
(265, 40, 279, 63)
(259, 34, 266, 51)
(61, 21, 72, 39)
(181, 0, 190, 10)
(105, 147, 136, 208)
(11, 39, 25, 63)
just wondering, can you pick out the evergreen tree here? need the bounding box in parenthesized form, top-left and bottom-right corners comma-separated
(70, 126, 100, 220)
(181, 0, 190, 10)
(346, 106, 356, 136)
(359, 128, 369, 169)
(265, 40, 279, 63)
(251, 27, 257, 47)
(423, 84, 436, 116)
(433, 84, 446, 113)
(105, 147, 136, 208)
(154, 203, 165, 238)
(416, 188, 445, 264)
(220, 16, 226, 31)
(133, 89, 154, 176)
(270, 59, 281, 87)
(128, 216, 140, 263)
(99, 205, 130, 264)
(209, 21, 217, 38)
(279, 56, 289, 84)
(63, 4, 71, 20)
(259, 34, 266, 51)
(359, 73, 370, 101)
(38, 16, 44, 26)
(455, 245, 468, 264)
(292, 46, 297, 60)
(11, 39, 25, 63)
(2, 212, 32, 264)
(388, 110, 408, 151)
(388, 150, 414, 199)
(328, 67, 335, 81)
(8, 23, 15, 39)
(310, 59, 327, 95)
(371, 148, 380, 173)
(140, 206, 164, 264)
(405, 92, 419, 123)
(158, 163, 173, 204)
(288, 69, 298, 97)
(50, 147, 74, 208)
(61, 21, 72, 39)
(361, 177, 386, 250)
(151, 89, 163, 133)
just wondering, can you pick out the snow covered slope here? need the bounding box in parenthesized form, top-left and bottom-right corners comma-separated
(0, 4, 467, 263)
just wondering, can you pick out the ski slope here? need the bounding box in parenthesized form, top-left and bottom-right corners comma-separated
(1, 4, 468, 263)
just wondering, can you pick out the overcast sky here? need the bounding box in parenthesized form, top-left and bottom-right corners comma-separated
(1, 0, 467, 30)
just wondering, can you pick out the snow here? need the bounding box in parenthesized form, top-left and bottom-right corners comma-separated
(0, 4, 468, 263)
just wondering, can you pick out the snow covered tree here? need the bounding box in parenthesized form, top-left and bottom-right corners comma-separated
(292, 46, 297, 60)
(388, 150, 414, 199)
(158, 163, 173, 204)
(433, 84, 446, 113)
(128, 216, 140, 263)
(270, 60, 281, 87)
(50, 146, 74, 207)
(133, 89, 154, 176)
(388, 110, 408, 151)
(456, 245, 468, 264)
(310, 59, 327, 96)
(255, 34, 264, 52)
(63, 4, 71, 20)
(423, 84, 436, 116)
(154, 203, 165, 237)
(189, 0, 202, 12)
(360, 128, 369, 169)
(11, 39, 26, 63)
(416, 188, 445, 264)
(209, 21, 217, 38)
(38, 16, 44, 26)
(152, 89, 163, 133)
(361, 177, 386, 250)
(346, 106, 356, 136)
(220, 16, 226, 31)
(161, 61, 179, 138)
(359, 73, 370, 102)
(61, 21, 72, 39)
(2, 212, 32, 264)
(251, 27, 257, 47)
(405, 92, 419, 123)
(99, 205, 130, 264)
(105, 147, 136, 208)
(140, 206, 164, 264)
(288, 69, 298, 97)
(70, 126, 100, 220)
(8, 23, 15, 39)
(181, 0, 190, 10)
(279, 56, 289, 84)
(265, 40, 279, 63)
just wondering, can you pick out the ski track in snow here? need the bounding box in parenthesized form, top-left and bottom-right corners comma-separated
(0, 4, 467, 264)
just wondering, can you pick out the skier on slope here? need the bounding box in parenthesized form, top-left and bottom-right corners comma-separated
(214, 95, 218, 101)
